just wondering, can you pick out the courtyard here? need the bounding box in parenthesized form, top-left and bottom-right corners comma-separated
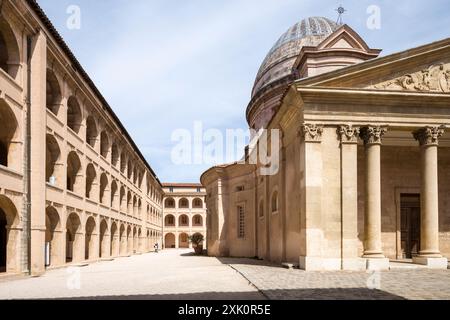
(0, 249, 449, 300)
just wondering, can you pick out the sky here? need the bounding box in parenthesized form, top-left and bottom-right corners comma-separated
(37, 0, 450, 183)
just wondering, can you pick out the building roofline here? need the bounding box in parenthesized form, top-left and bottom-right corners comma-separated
(162, 183, 204, 188)
(25, 0, 162, 188)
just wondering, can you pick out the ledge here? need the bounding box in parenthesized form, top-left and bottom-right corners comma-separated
(0, 165, 23, 178)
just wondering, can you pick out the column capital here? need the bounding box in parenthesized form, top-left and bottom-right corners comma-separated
(301, 124, 324, 143)
(360, 126, 387, 145)
(338, 125, 360, 144)
(413, 126, 446, 146)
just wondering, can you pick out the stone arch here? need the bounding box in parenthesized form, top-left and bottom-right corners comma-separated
(110, 180, 118, 208)
(271, 190, 279, 213)
(179, 198, 189, 209)
(120, 151, 126, 173)
(99, 219, 109, 258)
(126, 225, 132, 254)
(0, 15, 20, 79)
(110, 222, 118, 257)
(0, 195, 19, 273)
(193, 197, 203, 208)
(127, 159, 133, 180)
(127, 191, 132, 214)
(85, 163, 97, 199)
(85, 216, 97, 260)
(111, 143, 119, 167)
(45, 206, 62, 267)
(86, 115, 98, 148)
(165, 214, 175, 227)
(99, 173, 109, 205)
(100, 130, 110, 159)
(179, 214, 189, 227)
(137, 198, 142, 219)
(119, 224, 126, 255)
(67, 96, 82, 134)
(165, 233, 175, 249)
(119, 186, 126, 211)
(0, 99, 18, 168)
(179, 232, 189, 248)
(67, 151, 82, 193)
(138, 228, 142, 252)
(132, 226, 138, 252)
(66, 212, 82, 263)
(132, 195, 137, 217)
(259, 200, 264, 218)
(46, 134, 62, 185)
(133, 166, 138, 185)
(192, 214, 203, 227)
(164, 197, 175, 208)
(46, 69, 62, 115)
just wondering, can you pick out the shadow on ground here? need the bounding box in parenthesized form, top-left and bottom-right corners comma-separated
(49, 288, 405, 300)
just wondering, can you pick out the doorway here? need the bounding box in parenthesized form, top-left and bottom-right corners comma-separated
(400, 194, 421, 259)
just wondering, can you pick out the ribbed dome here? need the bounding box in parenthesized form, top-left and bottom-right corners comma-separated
(252, 17, 339, 97)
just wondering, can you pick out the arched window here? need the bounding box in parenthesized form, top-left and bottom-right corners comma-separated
(46, 134, 61, 185)
(179, 215, 189, 227)
(67, 151, 81, 192)
(100, 131, 109, 158)
(46, 69, 62, 115)
(179, 198, 189, 209)
(271, 191, 279, 213)
(86, 116, 98, 148)
(0, 100, 18, 168)
(111, 143, 119, 167)
(99, 173, 108, 204)
(0, 16, 20, 79)
(193, 215, 203, 226)
(165, 198, 175, 208)
(67, 97, 82, 134)
(133, 167, 138, 185)
(193, 198, 203, 208)
(165, 215, 175, 226)
(85, 164, 97, 199)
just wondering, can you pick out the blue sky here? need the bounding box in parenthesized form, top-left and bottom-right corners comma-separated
(37, 0, 450, 183)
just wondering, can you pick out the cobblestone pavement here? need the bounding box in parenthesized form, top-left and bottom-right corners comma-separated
(1, 251, 449, 300)
(0, 250, 263, 300)
(219, 257, 450, 300)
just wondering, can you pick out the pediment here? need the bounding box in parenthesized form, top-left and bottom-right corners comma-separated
(368, 62, 450, 93)
(296, 37, 450, 93)
(316, 25, 373, 52)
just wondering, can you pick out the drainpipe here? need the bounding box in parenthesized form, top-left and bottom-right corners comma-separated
(26, 35, 32, 275)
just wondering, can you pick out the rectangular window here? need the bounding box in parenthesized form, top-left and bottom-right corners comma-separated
(237, 206, 245, 239)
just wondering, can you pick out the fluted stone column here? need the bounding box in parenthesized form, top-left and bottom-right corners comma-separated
(413, 126, 448, 269)
(360, 126, 389, 270)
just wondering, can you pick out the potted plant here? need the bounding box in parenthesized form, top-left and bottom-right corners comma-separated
(189, 233, 204, 255)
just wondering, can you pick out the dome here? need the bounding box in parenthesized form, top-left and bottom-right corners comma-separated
(252, 17, 339, 97)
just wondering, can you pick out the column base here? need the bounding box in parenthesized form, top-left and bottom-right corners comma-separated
(343, 258, 367, 271)
(299, 256, 341, 271)
(412, 256, 448, 269)
(299, 257, 367, 271)
(366, 258, 390, 271)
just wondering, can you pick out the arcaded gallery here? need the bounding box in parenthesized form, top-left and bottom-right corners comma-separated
(0, 0, 164, 275)
(201, 17, 450, 271)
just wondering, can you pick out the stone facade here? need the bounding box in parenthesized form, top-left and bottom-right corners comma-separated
(201, 17, 450, 271)
(162, 184, 206, 249)
(0, 0, 164, 276)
